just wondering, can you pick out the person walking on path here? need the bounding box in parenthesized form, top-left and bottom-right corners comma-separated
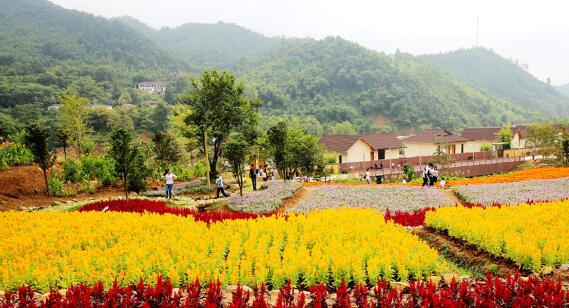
(365, 169, 371, 184)
(215, 173, 229, 198)
(249, 165, 257, 191)
(161, 169, 176, 200)
(429, 166, 439, 186)
(422, 164, 430, 187)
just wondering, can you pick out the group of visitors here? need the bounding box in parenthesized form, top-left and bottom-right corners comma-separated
(162, 169, 231, 199)
(249, 165, 275, 191)
(422, 163, 441, 187)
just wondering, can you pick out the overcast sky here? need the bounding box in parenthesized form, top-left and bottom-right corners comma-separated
(50, 0, 569, 85)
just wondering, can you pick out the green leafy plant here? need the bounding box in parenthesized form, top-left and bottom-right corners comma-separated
(63, 159, 82, 183)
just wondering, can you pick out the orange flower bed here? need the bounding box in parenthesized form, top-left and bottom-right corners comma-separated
(438, 167, 569, 187)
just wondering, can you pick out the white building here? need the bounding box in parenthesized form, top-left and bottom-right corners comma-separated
(137, 81, 167, 96)
(319, 133, 403, 163)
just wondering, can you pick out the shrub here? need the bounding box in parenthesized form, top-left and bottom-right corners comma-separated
(80, 155, 116, 186)
(0, 142, 34, 169)
(63, 159, 82, 183)
(48, 171, 63, 197)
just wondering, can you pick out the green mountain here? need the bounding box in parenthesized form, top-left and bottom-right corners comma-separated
(238, 38, 535, 133)
(555, 83, 569, 97)
(116, 17, 282, 71)
(424, 48, 569, 116)
(0, 0, 185, 108)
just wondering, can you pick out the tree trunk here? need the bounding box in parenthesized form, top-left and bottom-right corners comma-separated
(204, 131, 210, 189)
(43, 168, 50, 197)
(63, 146, 67, 160)
(239, 174, 243, 197)
(123, 173, 128, 201)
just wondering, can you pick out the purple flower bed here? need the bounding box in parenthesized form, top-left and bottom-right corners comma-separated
(289, 185, 453, 213)
(453, 177, 569, 205)
(227, 181, 301, 213)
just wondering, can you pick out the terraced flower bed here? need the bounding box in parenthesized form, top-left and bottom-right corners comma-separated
(289, 185, 453, 213)
(0, 208, 440, 291)
(227, 181, 301, 213)
(453, 177, 569, 205)
(79, 199, 269, 223)
(425, 200, 569, 272)
(2, 273, 567, 307)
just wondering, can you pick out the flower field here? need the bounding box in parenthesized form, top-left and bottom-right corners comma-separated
(227, 181, 301, 213)
(2, 273, 567, 307)
(79, 199, 270, 223)
(425, 200, 569, 272)
(440, 167, 569, 187)
(289, 185, 452, 213)
(0, 208, 441, 292)
(453, 177, 569, 205)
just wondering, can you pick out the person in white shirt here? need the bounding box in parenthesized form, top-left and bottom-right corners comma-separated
(215, 173, 229, 198)
(440, 177, 446, 188)
(161, 169, 177, 199)
(365, 169, 371, 184)
(422, 165, 430, 187)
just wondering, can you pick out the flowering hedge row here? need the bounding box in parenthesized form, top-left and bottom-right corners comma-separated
(425, 200, 569, 272)
(0, 208, 440, 292)
(453, 177, 569, 205)
(441, 167, 569, 187)
(289, 185, 452, 213)
(227, 181, 301, 213)
(2, 273, 567, 307)
(79, 199, 269, 223)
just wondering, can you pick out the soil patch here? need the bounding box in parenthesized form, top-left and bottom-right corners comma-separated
(414, 227, 531, 278)
(277, 187, 311, 213)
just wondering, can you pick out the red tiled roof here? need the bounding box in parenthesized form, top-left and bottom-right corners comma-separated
(361, 133, 404, 149)
(461, 127, 500, 141)
(512, 125, 527, 138)
(403, 129, 471, 143)
(319, 135, 363, 153)
(319, 133, 403, 153)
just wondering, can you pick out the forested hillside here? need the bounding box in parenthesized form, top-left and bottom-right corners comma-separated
(239, 38, 535, 133)
(0, 0, 184, 109)
(424, 48, 569, 116)
(556, 84, 569, 97)
(117, 17, 282, 71)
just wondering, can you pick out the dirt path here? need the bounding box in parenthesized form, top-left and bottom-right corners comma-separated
(277, 187, 312, 213)
(441, 189, 463, 206)
(414, 226, 531, 278)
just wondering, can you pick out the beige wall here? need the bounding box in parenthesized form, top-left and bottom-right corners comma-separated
(403, 142, 468, 157)
(384, 148, 401, 159)
(512, 133, 526, 149)
(402, 142, 438, 157)
(345, 139, 374, 163)
(464, 141, 489, 152)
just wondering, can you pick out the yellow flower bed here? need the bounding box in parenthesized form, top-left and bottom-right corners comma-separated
(425, 200, 569, 272)
(0, 208, 441, 291)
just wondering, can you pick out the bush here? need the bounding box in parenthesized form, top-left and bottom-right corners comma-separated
(78, 155, 116, 187)
(48, 171, 63, 197)
(127, 147, 149, 193)
(63, 159, 82, 183)
(81, 139, 96, 155)
(0, 142, 34, 170)
(403, 163, 415, 181)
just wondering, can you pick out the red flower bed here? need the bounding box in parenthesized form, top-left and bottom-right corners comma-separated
(1, 273, 567, 307)
(79, 199, 272, 223)
(384, 208, 435, 227)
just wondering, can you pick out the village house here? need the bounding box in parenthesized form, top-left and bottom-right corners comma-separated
(461, 127, 501, 152)
(319, 133, 403, 163)
(511, 125, 527, 149)
(400, 129, 471, 157)
(137, 81, 167, 96)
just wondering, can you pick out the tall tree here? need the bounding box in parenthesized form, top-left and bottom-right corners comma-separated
(180, 70, 260, 179)
(54, 125, 69, 160)
(224, 136, 249, 196)
(25, 123, 56, 196)
(496, 125, 513, 150)
(285, 128, 324, 178)
(268, 121, 288, 180)
(152, 131, 181, 165)
(151, 102, 171, 133)
(109, 128, 137, 200)
(60, 92, 91, 157)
